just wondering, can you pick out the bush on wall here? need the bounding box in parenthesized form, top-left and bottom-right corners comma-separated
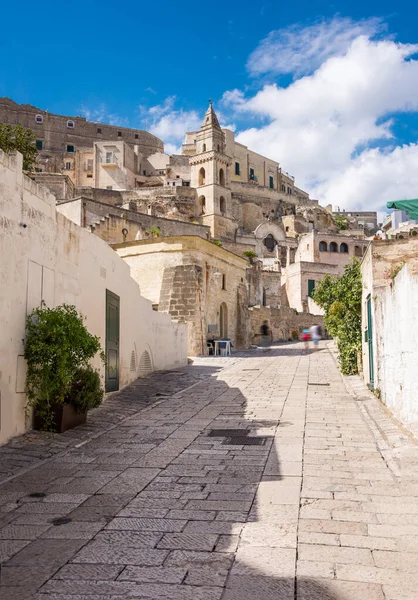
(312, 260, 362, 375)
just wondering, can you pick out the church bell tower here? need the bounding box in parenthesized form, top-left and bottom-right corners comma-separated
(189, 102, 234, 240)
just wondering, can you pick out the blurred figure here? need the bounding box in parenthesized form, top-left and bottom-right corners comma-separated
(302, 328, 311, 350)
(260, 321, 272, 347)
(309, 324, 322, 350)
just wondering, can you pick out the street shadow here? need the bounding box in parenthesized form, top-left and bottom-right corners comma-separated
(0, 351, 351, 599)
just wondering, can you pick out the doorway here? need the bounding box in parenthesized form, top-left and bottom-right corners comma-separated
(366, 295, 374, 390)
(106, 290, 120, 392)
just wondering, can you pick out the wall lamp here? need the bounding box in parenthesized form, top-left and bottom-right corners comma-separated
(122, 228, 128, 241)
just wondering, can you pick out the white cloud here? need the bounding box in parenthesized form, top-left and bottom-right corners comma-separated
(247, 16, 386, 77)
(79, 104, 130, 127)
(224, 35, 418, 212)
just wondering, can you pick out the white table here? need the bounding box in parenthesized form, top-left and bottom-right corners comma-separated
(214, 340, 231, 356)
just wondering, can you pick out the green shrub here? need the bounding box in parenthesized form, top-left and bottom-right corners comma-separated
(243, 250, 257, 263)
(24, 304, 105, 429)
(65, 365, 104, 413)
(312, 260, 362, 375)
(211, 239, 223, 247)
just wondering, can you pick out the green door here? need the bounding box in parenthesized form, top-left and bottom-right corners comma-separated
(366, 295, 374, 390)
(308, 279, 315, 297)
(106, 290, 120, 392)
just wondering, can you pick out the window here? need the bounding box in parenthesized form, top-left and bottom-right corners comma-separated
(319, 241, 327, 252)
(105, 151, 113, 164)
(222, 274, 226, 290)
(269, 175, 274, 189)
(340, 243, 349, 253)
(249, 167, 255, 180)
(86, 159, 93, 171)
(97, 127, 102, 134)
(199, 167, 206, 186)
(143, 170, 146, 175)
(285, 226, 289, 232)
(65, 162, 71, 170)
(217, 144, 220, 152)
(135, 134, 139, 139)
(199, 195, 206, 215)
(308, 280, 315, 297)
(220, 196, 226, 214)
(354, 245, 362, 257)
(66, 144, 75, 153)
(263, 234, 277, 252)
(118, 131, 122, 137)
(203, 143, 206, 152)
(67, 120, 75, 128)
(287, 186, 292, 195)
(87, 174, 93, 178)
(106, 186, 113, 190)
(330, 242, 338, 252)
(281, 184, 286, 192)
(35, 140, 43, 150)
(219, 168, 225, 187)
(35, 114, 43, 123)
(235, 162, 240, 176)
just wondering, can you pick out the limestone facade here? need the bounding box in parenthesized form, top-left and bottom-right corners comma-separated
(0, 150, 187, 444)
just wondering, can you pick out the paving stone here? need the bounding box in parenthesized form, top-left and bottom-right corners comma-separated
(297, 578, 385, 600)
(231, 546, 296, 577)
(166, 510, 217, 521)
(0, 565, 55, 587)
(105, 517, 186, 532)
(118, 566, 187, 584)
(0, 524, 51, 539)
(222, 575, 294, 600)
(5, 538, 85, 566)
(41, 520, 103, 539)
(52, 563, 124, 580)
(157, 533, 218, 551)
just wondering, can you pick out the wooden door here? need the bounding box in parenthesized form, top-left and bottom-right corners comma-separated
(106, 290, 120, 392)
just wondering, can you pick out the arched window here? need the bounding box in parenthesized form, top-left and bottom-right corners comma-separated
(203, 143, 206, 152)
(217, 144, 220, 152)
(281, 184, 286, 192)
(319, 241, 328, 252)
(354, 245, 362, 257)
(199, 167, 205, 186)
(219, 196, 226, 214)
(340, 243, 348, 253)
(219, 168, 225, 187)
(287, 187, 292, 195)
(263, 234, 277, 252)
(199, 195, 206, 215)
(330, 242, 338, 253)
(220, 302, 228, 338)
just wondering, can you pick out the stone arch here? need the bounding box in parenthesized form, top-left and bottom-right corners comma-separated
(199, 195, 206, 215)
(199, 167, 205, 186)
(254, 222, 286, 242)
(340, 242, 349, 253)
(219, 196, 226, 214)
(330, 241, 338, 253)
(220, 302, 228, 338)
(319, 241, 328, 252)
(219, 168, 225, 187)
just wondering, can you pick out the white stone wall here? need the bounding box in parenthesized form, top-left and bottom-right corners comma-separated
(0, 151, 187, 444)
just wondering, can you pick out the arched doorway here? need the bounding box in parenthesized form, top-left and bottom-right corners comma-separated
(219, 302, 228, 338)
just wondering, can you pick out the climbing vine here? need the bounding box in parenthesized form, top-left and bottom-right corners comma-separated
(312, 260, 362, 375)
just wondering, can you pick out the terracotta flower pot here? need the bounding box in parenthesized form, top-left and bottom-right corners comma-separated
(34, 403, 87, 433)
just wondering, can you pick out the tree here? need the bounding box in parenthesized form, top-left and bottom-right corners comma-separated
(312, 260, 362, 375)
(333, 214, 349, 231)
(0, 123, 38, 171)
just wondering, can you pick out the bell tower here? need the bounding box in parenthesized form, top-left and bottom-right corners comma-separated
(190, 102, 234, 239)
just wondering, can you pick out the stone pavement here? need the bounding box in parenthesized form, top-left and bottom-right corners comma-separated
(1, 342, 418, 599)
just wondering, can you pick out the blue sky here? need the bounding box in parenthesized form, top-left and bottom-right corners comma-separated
(1, 0, 418, 213)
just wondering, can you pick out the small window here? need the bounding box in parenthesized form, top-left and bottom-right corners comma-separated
(35, 114, 43, 123)
(220, 196, 226, 214)
(308, 280, 315, 297)
(65, 162, 71, 170)
(330, 242, 338, 253)
(87, 174, 93, 178)
(269, 175, 274, 189)
(287, 186, 292, 195)
(35, 140, 43, 150)
(118, 131, 122, 137)
(281, 184, 286, 192)
(340, 243, 349, 253)
(319, 241, 327, 252)
(86, 159, 93, 170)
(235, 162, 240, 176)
(203, 143, 207, 152)
(285, 226, 289, 232)
(67, 120, 75, 128)
(97, 127, 102, 134)
(106, 186, 113, 190)
(249, 167, 255, 180)
(135, 134, 139, 139)
(143, 170, 146, 176)
(222, 274, 226, 290)
(66, 144, 75, 153)
(105, 151, 113, 164)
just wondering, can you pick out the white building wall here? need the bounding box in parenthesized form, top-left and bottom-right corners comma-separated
(0, 151, 188, 444)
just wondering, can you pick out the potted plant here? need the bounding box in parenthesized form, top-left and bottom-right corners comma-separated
(24, 304, 105, 433)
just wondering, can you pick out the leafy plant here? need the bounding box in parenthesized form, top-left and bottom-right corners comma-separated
(383, 262, 405, 282)
(333, 214, 349, 231)
(312, 260, 362, 375)
(211, 239, 223, 247)
(0, 123, 38, 171)
(64, 366, 104, 414)
(24, 305, 105, 430)
(243, 249, 257, 263)
(145, 226, 161, 238)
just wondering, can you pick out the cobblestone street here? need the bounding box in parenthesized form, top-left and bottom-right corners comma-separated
(1, 342, 418, 599)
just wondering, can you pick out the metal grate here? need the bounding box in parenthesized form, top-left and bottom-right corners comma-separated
(208, 429, 249, 437)
(223, 436, 267, 446)
(138, 350, 153, 376)
(308, 382, 330, 386)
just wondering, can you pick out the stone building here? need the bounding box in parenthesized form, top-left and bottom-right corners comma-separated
(0, 150, 187, 444)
